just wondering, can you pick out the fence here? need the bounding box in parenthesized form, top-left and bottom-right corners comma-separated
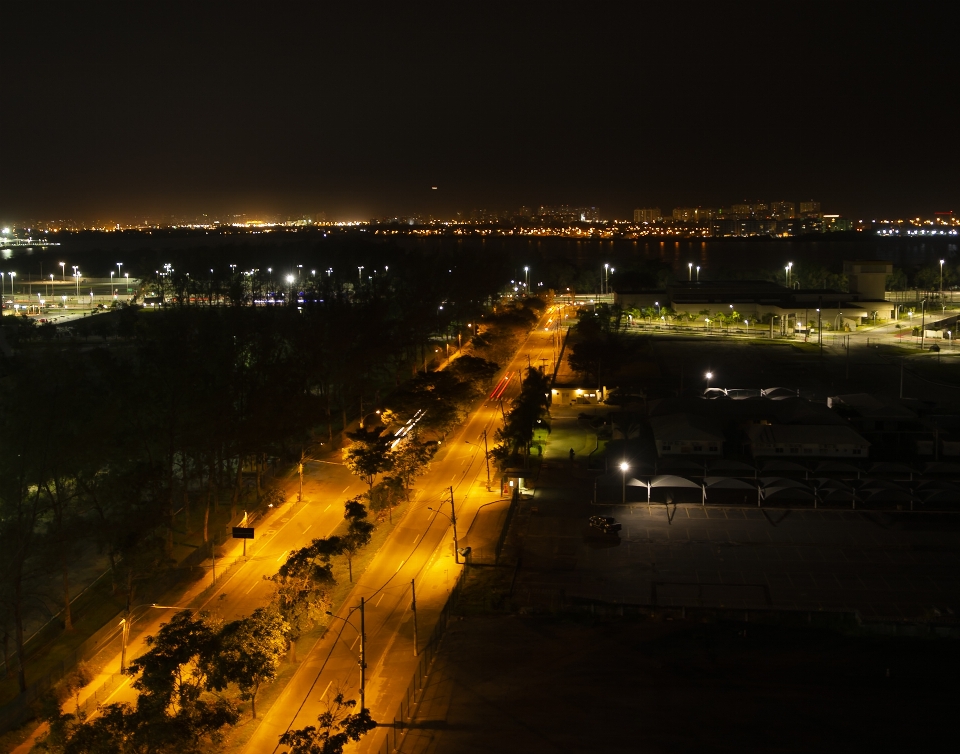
(0, 509, 262, 735)
(0, 603, 125, 734)
(494, 488, 520, 565)
(378, 566, 467, 754)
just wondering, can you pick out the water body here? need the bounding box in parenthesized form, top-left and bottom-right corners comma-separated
(2, 230, 956, 281)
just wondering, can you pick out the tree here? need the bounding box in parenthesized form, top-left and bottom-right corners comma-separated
(208, 606, 288, 719)
(68, 610, 242, 754)
(268, 541, 336, 661)
(342, 426, 393, 492)
(388, 439, 436, 494)
(277, 692, 376, 754)
(339, 500, 374, 583)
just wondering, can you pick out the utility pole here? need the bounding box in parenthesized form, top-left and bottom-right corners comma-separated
(359, 597, 366, 711)
(298, 448, 304, 503)
(411, 579, 419, 656)
(481, 428, 491, 490)
(120, 617, 130, 673)
(450, 486, 460, 564)
(921, 298, 926, 350)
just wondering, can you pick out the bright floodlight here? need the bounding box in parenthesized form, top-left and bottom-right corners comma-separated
(286, 274, 295, 284)
(619, 461, 629, 472)
(706, 372, 713, 379)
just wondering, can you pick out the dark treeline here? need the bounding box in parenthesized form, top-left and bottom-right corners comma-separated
(0, 245, 510, 696)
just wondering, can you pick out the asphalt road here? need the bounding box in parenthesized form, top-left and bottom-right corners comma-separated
(241, 306, 562, 754)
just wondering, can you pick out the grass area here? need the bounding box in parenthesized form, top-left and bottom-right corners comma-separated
(454, 568, 512, 615)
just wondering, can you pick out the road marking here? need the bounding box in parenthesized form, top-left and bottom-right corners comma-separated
(413, 534, 421, 544)
(245, 580, 259, 595)
(341, 486, 350, 494)
(376, 593, 385, 606)
(324, 504, 331, 512)
(303, 524, 312, 535)
(277, 550, 289, 562)
(321, 680, 332, 701)
(396, 559, 405, 572)
(351, 635, 359, 650)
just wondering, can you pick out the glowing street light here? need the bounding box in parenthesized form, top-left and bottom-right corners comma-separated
(60, 261, 65, 280)
(619, 461, 629, 505)
(688, 262, 693, 281)
(705, 371, 713, 390)
(940, 259, 945, 296)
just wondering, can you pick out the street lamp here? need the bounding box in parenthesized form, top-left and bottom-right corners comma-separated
(696, 265, 700, 282)
(60, 262, 65, 280)
(9, 271, 15, 294)
(688, 262, 693, 281)
(110, 270, 115, 295)
(120, 603, 184, 674)
(465, 429, 491, 490)
(117, 262, 123, 285)
(428, 493, 461, 564)
(705, 371, 713, 390)
(325, 604, 367, 712)
(619, 461, 629, 505)
(524, 266, 529, 290)
(124, 272, 129, 293)
(940, 259, 945, 297)
(920, 298, 927, 350)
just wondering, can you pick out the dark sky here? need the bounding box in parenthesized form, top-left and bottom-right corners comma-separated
(3, 1, 958, 222)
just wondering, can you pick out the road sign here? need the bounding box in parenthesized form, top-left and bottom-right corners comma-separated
(232, 527, 254, 539)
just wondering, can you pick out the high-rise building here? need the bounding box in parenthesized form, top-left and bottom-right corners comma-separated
(730, 202, 771, 218)
(672, 207, 716, 223)
(799, 201, 821, 218)
(634, 208, 661, 223)
(769, 201, 795, 219)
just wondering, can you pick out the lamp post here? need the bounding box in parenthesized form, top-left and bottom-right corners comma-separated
(60, 262, 65, 281)
(920, 298, 926, 350)
(688, 262, 693, 282)
(124, 272, 129, 293)
(619, 461, 629, 505)
(705, 371, 713, 390)
(428, 486, 460, 564)
(696, 265, 700, 282)
(524, 266, 529, 291)
(325, 604, 367, 712)
(120, 604, 184, 674)
(110, 270, 114, 295)
(940, 259, 945, 298)
(465, 429, 491, 490)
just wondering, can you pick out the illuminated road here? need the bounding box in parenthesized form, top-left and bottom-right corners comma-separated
(57, 304, 561, 749)
(242, 305, 562, 754)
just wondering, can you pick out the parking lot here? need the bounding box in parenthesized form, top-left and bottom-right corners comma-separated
(511, 461, 960, 620)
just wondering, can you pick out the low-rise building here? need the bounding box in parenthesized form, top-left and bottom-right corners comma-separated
(650, 414, 724, 456)
(747, 423, 870, 458)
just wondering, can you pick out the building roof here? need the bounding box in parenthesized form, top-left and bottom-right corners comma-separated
(748, 424, 870, 447)
(828, 393, 917, 421)
(649, 413, 724, 444)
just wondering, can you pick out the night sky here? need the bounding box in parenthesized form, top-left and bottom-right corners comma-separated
(3, 1, 958, 222)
